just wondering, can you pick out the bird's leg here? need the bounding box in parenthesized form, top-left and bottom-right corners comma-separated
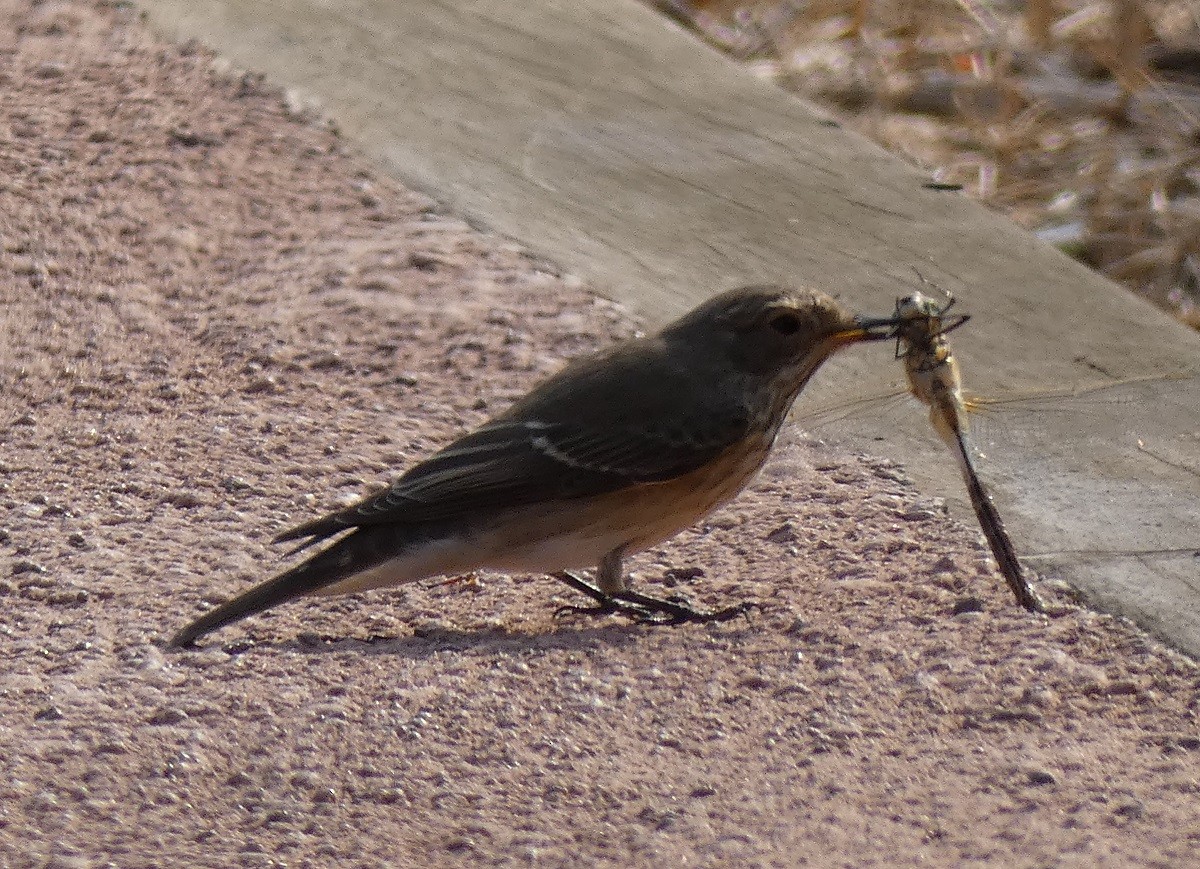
(552, 550, 655, 619)
(552, 568, 615, 609)
(612, 587, 756, 625)
(551, 569, 656, 619)
(554, 549, 755, 625)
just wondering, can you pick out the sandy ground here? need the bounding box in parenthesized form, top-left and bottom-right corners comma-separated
(2, 2, 1199, 866)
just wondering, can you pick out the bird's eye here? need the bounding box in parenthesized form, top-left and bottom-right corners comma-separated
(768, 311, 802, 335)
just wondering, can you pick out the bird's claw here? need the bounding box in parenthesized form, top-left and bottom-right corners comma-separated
(553, 599, 657, 621)
(614, 594, 759, 626)
(550, 567, 759, 626)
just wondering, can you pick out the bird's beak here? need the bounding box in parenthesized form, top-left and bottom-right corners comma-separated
(832, 313, 903, 345)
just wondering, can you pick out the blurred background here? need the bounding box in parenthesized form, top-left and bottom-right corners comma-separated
(649, 0, 1200, 330)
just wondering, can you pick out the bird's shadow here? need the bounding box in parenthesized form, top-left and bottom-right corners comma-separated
(304, 622, 645, 660)
(179, 609, 766, 662)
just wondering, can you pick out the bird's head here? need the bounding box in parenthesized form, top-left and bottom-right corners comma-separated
(660, 285, 898, 380)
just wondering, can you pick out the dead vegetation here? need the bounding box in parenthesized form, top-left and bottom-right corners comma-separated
(652, 0, 1200, 329)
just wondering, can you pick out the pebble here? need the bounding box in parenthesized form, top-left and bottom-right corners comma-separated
(952, 596, 986, 615)
(1026, 768, 1058, 786)
(147, 706, 189, 726)
(764, 522, 797, 544)
(35, 61, 67, 79)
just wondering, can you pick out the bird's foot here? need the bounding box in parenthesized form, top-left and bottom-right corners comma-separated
(613, 590, 758, 625)
(553, 598, 659, 621)
(551, 571, 657, 621)
(549, 570, 757, 626)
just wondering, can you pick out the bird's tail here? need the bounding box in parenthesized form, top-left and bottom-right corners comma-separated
(168, 529, 391, 648)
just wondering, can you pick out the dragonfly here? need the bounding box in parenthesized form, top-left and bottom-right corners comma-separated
(794, 289, 1199, 611)
(889, 291, 1045, 611)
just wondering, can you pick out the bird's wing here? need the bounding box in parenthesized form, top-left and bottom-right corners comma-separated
(275, 409, 750, 547)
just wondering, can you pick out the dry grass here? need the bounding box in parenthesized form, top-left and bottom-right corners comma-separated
(651, 0, 1200, 329)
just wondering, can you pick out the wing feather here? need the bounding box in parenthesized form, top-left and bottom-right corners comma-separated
(275, 340, 751, 547)
(276, 413, 748, 546)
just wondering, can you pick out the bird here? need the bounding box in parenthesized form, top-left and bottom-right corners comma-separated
(168, 285, 902, 647)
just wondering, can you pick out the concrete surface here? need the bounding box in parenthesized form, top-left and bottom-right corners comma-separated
(138, 0, 1200, 654)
